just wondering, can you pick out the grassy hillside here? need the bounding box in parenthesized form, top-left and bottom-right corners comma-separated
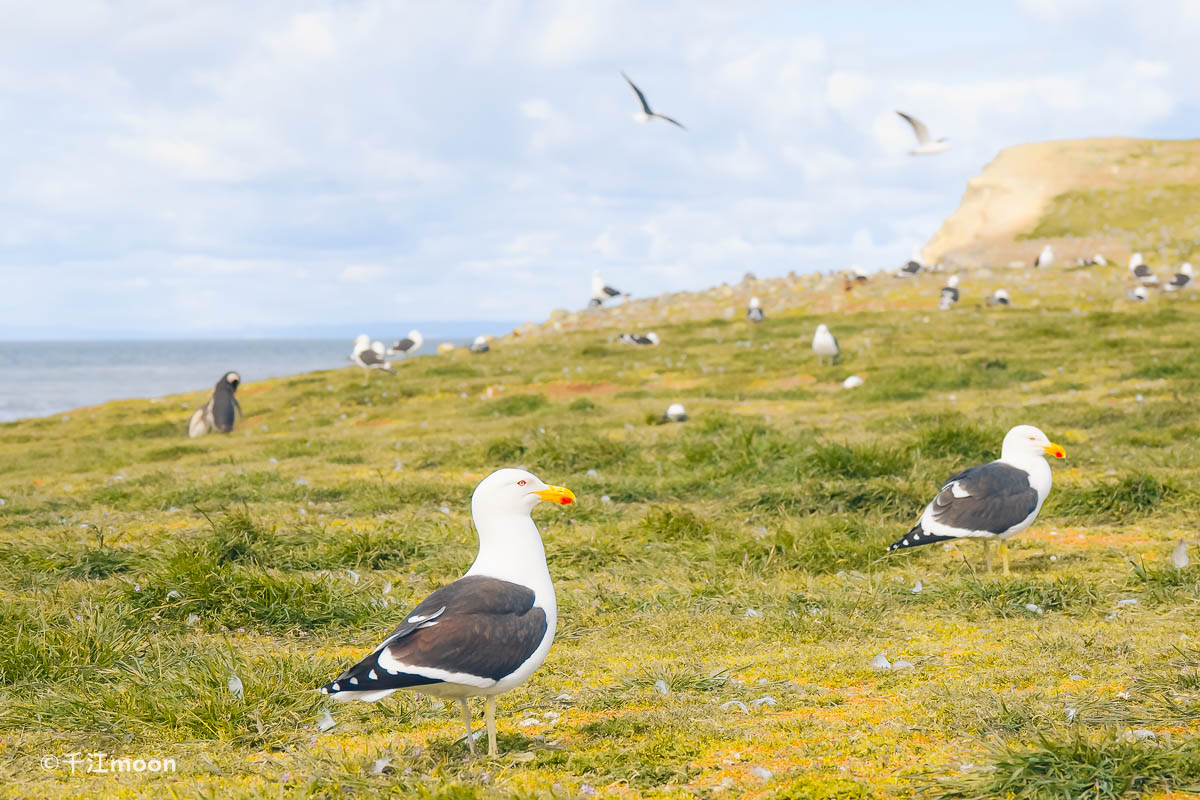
(1, 269, 1199, 799)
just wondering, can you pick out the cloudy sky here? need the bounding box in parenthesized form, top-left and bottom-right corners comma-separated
(1, 1, 1196, 337)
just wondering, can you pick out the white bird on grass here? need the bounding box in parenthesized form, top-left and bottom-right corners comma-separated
(812, 324, 839, 365)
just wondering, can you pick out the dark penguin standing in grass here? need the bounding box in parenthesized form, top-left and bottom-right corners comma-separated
(188, 372, 242, 437)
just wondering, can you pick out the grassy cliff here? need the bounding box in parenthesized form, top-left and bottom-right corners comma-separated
(1, 269, 1199, 799)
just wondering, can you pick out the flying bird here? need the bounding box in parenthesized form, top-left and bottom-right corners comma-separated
(1165, 263, 1193, 292)
(812, 323, 839, 365)
(350, 334, 394, 373)
(896, 111, 949, 155)
(188, 372, 242, 437)
(622, 72, 686, 130)
(1035, 245, 1054, 268)
(746, 297, 765, 322)
(1130, 253, 1158, 285)
(389, 330, 424, 358)
(618, 332, 659, 346)
(590, 271, 627, 307)
(887, 425, 1066, 575)
(939, 275, 960, 310)
(320, 469, 575, 757)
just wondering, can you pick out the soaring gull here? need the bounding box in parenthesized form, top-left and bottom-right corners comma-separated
(321, 469, 575, 757)
(622, 72, 686, 130)
(188, 372, 242, 437)
(896, 111, 949, 155)
(887, 425, 1066, 575)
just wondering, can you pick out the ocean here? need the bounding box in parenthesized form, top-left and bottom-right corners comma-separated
(0, 339, 469, 423)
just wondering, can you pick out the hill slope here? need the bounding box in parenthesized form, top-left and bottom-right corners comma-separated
(924, 137, 1200, 268)
(1, 273, 1199, 799)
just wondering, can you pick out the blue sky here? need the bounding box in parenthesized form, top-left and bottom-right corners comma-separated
(0, 0, 1196, 337)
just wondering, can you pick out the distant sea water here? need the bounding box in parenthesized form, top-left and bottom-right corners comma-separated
(0, 339, 468, 423)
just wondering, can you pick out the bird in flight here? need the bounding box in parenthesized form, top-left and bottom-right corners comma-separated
(896, 111, 949, 155)
(622, 72, 686, 130)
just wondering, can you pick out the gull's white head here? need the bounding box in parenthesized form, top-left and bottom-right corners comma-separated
(408, 329, 423, 344)
(947, 275, 960, 288)
(1001, 425, 1066, 462)
(1183, 263, 1194, 277)
(816, 323, 829, 334)
(354, 334, 370, 350)
(749, 297, 761, 309)
(666, 402, 686, 419)
(471, 468, 575, 517)
(646, 332, 659, 344)
(1130, 252, 1144, 269)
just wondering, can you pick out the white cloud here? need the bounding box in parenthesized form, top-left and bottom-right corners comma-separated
(339, 265, 386, 282)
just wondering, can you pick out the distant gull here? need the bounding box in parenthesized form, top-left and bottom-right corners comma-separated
(468, 335, 491, 353)
(1035, 245, 1054, 269)
(1130, 253, 1158, 285)
(843, 375, 864, 389)
(939, 275, 960, 310)
(1173, 539, 1190, 570)
(1127, 286, 1149, 302)
(1165, 263, 1193, 292)
(746, 297, 765, 322)
(896, 111, 949, 155)
(812, 323, 839, 364)
(622, 72, 686, 130)
(618, 332, 659, 346)
(987, 289, 1011, 306)
(888, 425, 1066, 575)
(351, 334, 394, 373)
(319, 469, 574, 757)
(848, 267, 869, 282)
(388, 329, 424, 358)
(1077, 254, 1107, 267)
(188, 372, 242, 437)
(661, 403, 688, 423)
(590, 270, 628, 307)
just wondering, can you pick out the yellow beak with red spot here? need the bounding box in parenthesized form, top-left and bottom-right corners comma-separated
(1043, 442, 1066, 459)
(535, 485, 576, 505)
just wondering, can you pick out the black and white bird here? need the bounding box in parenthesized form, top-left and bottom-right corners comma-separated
(661, 403, 688, 423)
(1165, 262, 1193, 292)
(188, 372, 241, 437)
(621, 72, 686, 130)
(1077, 254, 1107, 267)
(351, 334, 394, 373)
(896, 111, 949, 155)
(887, 425, 1066, 575)
(1035, 245, 1054, 269)
(320, 469, 575, 757)
(746, 296, 765, 322)
(618, 332, 659, 346)
(812, 323, 839, 364)
(1127, 286, 1150, 302)
(389, 329, 424, 358)
(1130, 253, 1158, 285)
(848, 267, 869, 283)
(468, 335, 491, 353)
(590, 271, 627, 307)
(897, 259, 922, 278)
(986, 288, 1011, 306)
(939, 275, 960, 310)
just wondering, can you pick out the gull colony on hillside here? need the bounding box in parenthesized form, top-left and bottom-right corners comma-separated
(1165, 263, 1193, 292)
(622, 72, 686, 130)
(351, 334, 394, 373)
(812, 324, 839, 364)
(896, 111, 949, 155)
(939, 275, 960, 310)
(188, 372, 241, 438)
(746, 297, 765, 322)
(590, 271, 628, 307)
(321, 469, 574, 757)
(887, 425, 1066, 575)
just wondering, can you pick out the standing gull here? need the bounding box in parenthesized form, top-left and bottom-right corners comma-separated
(389, 330, 424, 358)
(188, 372, 242, 437)
(1165, 263, 1193, 292)
(1130, 253, 1158, 285)
(939, 275, 960, 310)
(618, 332, 659, 346)
(622, 72, 686, 130)
(887, 425, 1066, 575)
(896, 111, 949, 155)
(746, 297, 765, 322)
(986, 288, 1011, 306)
(468, 335, 491, 353)
(1035, 245, 1054, 269)
(812, 324, 839, 365)
(320, 469, 575, 757)
(351, 334, 394, 373)
(590, 271, 627, 307)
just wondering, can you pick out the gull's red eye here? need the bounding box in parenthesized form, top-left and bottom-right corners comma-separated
(518, 479, 526, 486)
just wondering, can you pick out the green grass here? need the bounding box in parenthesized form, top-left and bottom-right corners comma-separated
(0, 269, 1198, 798)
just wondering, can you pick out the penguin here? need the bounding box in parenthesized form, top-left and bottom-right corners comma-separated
(188, 372, 242, 437)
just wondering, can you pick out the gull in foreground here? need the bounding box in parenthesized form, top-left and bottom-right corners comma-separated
(887, 425, 1066, 575)
(896, 111, 949, 155)
(320, 469, 575, 757)
(622, 72, 686, 130)
(812, 324, 839, 364)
